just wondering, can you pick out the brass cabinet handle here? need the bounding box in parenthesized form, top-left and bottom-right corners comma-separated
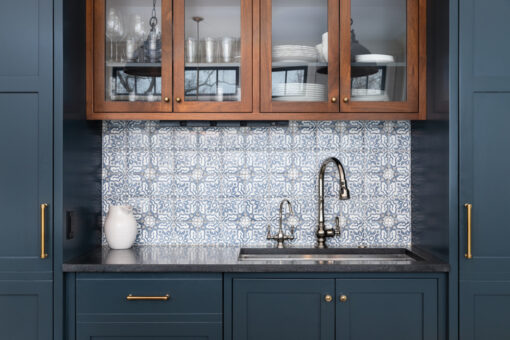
(331, 97, 338, 103)
(465, 203, 473, 259)
(343, 97, 349, 103)
(126, 294, 170, 301)
(324, 294, 333, 303)
(339, 295, 348, 303)
(40, 204, 48, 259)
(164, 97, 170, 103)
(175, 97, 182, 103)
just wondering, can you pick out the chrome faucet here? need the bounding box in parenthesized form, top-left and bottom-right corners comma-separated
(267, 199, 296, 248)
(316, 158, 350, 248)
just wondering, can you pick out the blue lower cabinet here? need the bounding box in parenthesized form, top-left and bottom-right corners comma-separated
(460, 281, 510, 340)
(232, 279, 335, 340)
(335, 279, 438, 340)
(230, 276, 442, 340)
(0, 278, 53, 340)
(75, 273, 222, 340)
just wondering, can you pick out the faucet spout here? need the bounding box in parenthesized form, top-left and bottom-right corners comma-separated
(317, 157, 350, 248)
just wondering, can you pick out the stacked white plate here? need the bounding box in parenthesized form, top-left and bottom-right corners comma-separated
(351, 89, 390, 102)
(272, 45, 319, 63)
(273, 83, 327, 102)
(354, 54, 395, 64)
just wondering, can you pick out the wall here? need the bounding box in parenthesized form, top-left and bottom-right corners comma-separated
(411, 0, 450, 261)
(102, 120, 411, 247)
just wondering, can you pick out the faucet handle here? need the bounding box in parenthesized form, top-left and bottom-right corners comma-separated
(335, 217, 341, 235)
(266, 225, 272, 240)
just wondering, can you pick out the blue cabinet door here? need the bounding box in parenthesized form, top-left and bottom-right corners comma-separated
(460, 281, 510, 340)
(0, 93, 53, 273)
(459, 0, 510, 338)
(0, 1, 54, 338)
(335, 279, 438, 340)
(0, 278, 53, 340)
(459, 0, 510, 277)
(0, 0, 53, 93)
(232, 279, 335, 340)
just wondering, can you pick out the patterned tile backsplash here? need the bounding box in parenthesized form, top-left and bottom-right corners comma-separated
(102, 120, 411, 248)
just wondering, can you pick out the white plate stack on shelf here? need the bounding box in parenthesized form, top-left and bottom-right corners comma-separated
(273, 83, 327, 102)
(272, 45, 319, 63)
(354, 54, 395, 64)
(351, 89, 390, 102)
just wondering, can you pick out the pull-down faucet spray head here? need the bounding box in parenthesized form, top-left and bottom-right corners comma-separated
(340, 181, 350, 200)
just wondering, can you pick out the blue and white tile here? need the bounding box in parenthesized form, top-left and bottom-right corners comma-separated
(102, 120, 412, 248)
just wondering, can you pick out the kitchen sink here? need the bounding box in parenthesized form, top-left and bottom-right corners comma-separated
(238, 248, 422, 264)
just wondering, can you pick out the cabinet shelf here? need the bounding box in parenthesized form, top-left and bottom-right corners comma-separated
(351, 62, 407, 67)
(106, 62, 161, 68)
(272, 62, 328, 68)
(185, 62, 241, 68)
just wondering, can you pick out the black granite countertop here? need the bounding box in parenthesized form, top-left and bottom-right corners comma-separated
(62, 246, 449, 273)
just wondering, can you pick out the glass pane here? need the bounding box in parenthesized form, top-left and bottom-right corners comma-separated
(350, 0, 407, 102)
(184, 0, 241, 102)
(271, 0, 328, 103)
(105, 0, 162, 102)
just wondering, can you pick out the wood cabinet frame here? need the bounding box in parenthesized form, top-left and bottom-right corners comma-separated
(86, 0, 427, 120)
(339, 0, 426, 118)
(173, 0, 253, 113)
(260, 0, 340, 114)
(87, 0, 173, 119)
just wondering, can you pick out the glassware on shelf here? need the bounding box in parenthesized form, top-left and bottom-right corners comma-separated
(184, 0, 242, 103)
(203, 37, 218, 63)
(221, 37, 235, 63)
(106, 8, 118, 61)
(185, 37, 198, 63)
(112, 12, 126, 61)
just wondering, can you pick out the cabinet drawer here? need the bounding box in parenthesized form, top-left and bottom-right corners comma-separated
(76, 273, 222, 315)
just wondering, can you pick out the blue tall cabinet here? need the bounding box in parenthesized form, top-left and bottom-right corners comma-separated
(0, 0, 54, 339)
(458, 0, 510, 338)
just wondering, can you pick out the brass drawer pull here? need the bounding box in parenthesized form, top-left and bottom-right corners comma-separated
(324, 294, 333, 303)
(465, 203, 473, 259)
(126, 294, 170, 301)
(40, 204, 48, 259)
(339, 295, 348, 303)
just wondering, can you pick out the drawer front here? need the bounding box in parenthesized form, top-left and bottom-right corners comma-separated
(76, 273, 222, 315)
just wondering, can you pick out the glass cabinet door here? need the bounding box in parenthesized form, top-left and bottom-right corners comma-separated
(340, 0, 420, 113)
(261, 0, 339, 113)
(93, 0, 172, 114)
(173, 0, 252, 113)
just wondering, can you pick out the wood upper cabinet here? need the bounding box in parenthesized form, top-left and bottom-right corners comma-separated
(339, 0, 427, 119)
(88, 0, 173, 119)
(173, 0, 253, 113)
(260, 0, 340, 114)
(87, 0, 426, 120)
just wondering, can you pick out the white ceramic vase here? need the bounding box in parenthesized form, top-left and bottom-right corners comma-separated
(104, 205, 138, 250)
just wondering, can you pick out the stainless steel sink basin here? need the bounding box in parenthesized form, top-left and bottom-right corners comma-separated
(238, 248, 422, 264)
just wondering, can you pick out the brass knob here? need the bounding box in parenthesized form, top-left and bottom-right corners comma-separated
(331, 97, 338, 103)
(343, 97, 349, 103)
(339, 295, 348, 303)
(164, 97, 170, 103)
(175, 97, 182, 103)
(324, 295, 333, 303)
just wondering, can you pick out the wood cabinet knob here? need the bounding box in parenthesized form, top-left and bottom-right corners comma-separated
(175, 97, 182, 103)
(164, 97, 170, 103)
(331, 97, 338, 103)
(339, 295, 348, 303)
(324, 295, 333, 303)
(343, 97, 349, 103)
